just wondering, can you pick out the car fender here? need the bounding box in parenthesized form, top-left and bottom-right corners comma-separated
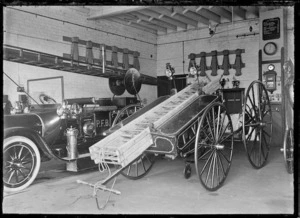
(4, 127, 57, 161)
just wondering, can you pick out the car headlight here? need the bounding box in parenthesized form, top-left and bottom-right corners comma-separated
(83, 120, 95, 136)
(56, 101, 69, 119)
(70, 103, 82, 118)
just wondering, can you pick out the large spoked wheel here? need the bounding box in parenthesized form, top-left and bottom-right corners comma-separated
(3, 136, 41, 192)
(283, 128, 294, 174)
(112, 104, 142, 127)
(242, 80, 272, 169)
(195, 102, 234, 191)
(112, 104, 155, 180)
(118, 153, 154, 180)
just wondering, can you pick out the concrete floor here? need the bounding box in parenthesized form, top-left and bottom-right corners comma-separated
(3, 142, 295, 215)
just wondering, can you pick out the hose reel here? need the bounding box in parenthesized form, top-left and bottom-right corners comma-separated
(109, 68, 142, 96)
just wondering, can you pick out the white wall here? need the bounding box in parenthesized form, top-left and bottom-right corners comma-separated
(3, 6, 294, 105)
(3, 6, 157, 104)
(156, 6, 294, 91)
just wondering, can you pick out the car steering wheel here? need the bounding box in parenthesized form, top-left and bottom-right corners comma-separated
(39, 94, 57, 104)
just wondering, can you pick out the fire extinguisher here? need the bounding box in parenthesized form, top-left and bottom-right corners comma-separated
(65, 126, 79, 159)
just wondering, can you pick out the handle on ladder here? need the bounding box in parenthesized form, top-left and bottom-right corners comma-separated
(76, 180, 121, 195)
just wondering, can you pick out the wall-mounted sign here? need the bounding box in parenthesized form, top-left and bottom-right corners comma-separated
(263, 17, 280, 40)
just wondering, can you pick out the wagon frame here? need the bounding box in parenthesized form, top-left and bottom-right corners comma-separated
(88, 78, 273, 198)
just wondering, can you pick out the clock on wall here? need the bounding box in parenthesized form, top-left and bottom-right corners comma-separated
(263, 42, 278, 55)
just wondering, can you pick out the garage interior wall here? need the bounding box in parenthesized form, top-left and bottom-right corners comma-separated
(3, 6, 294, 105)
(3, 6, 158, 105)
(157, 6, 294, 91)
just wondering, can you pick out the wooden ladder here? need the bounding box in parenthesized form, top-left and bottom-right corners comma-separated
(89, 81, 201, 168)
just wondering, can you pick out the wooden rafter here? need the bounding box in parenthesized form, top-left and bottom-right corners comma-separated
(222, 6, 246, 20)
(138, 9, 187, 29)
(208, 6, 232, 21)
(87, 6, 151, 20)
(195, 7, 221, 23)
(171, 6, 209, 25)
(240, 6, 259, 17)
(85, 6, 258, 35)
(108, 17, 157, 34)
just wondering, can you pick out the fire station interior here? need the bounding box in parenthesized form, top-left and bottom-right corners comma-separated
(3, 4, 297, 215)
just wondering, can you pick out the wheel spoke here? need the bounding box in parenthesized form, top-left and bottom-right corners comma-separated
(18, 146, 24, 159)
(200, 149, 215, 175)
(217, 153, 226, 177)
(249, 130, 258, 155)
(219, 131, 234, 144)
(261, 134, 267, 160)
(200, 127, 213, 144)
(17, 168, 27, 179)
(246, 127, 256, 142)
(251, 86, 256, 108)
(7, 170, 15, 184)
(141, 158, 146, 172)
(216, 153, 220, 185)
(15, 170, 19, 183)
(259, 130, 262, 165)
(216, 106, 221, 141)
(212, 107, 216, 138)
(126, 165, 131, 176)
(211, 152, 217, 187)
(198, 147, 213, 160)
(205, 152, 215, 187)
(262, 129, 271, 138)
(206, 116, 215, 143)
(218, 113, 226, 140)
(219, 150, 230, 164)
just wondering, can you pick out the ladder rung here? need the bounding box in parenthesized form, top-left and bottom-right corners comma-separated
(153, 111, 168, 115)
(121, 130, 141, 134)
(162, 106, 175, 109)
(121, 134, 134, 138)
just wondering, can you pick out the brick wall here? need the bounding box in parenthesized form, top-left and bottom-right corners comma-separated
(3, 6, 157, 104)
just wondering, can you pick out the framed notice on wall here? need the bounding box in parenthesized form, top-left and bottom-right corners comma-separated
(262, 17, 280, 40)
(27, 76, 64, 104)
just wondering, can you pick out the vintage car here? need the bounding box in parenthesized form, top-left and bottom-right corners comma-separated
(3, 96, 141, 192)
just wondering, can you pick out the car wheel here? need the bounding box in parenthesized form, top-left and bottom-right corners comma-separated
(3, 136, 41, 192)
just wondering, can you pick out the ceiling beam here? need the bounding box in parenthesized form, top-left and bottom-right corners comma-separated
(151, 7, 198, 27)
(223, 6, 246, 20)
(87, 6, 151, 20)
(135, 19, 167, 33)
(139, 9, 187, 29)
(208, 6, 232, 21)
(159, 15, 187, 29)
(149, 18, 177, 31)
(171, 6, 210, 25)
(240, 6, 259, 17)
(107, 17, 157, 34)
(130, 11, 151, 21)
(195, 7, 221, 23)
(131, 11, 177, 31)
(153, 6, 173, 17)
(171, 13, 199, 27)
